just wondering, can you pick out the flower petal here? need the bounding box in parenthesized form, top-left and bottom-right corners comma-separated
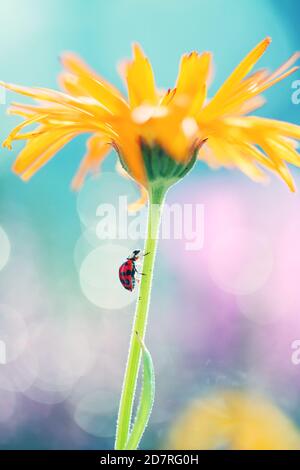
(175, 51, 211, 113)
(72, 134, 111, 189)
(126, 44, 158, 108)
(13, 129, 78, 179)
(208, 37, 271, 108)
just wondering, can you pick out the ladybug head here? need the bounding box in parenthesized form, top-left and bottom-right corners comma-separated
(128, 249, 140, 261)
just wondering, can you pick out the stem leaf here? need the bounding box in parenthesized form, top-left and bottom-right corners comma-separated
(125, 335, 155, 450)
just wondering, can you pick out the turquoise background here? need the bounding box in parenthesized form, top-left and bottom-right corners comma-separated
(0, 0, 300, 449)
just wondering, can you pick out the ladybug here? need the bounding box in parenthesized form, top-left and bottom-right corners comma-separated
(119, 249, 147, 291)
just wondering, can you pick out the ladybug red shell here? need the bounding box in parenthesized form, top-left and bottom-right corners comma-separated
(119, 250, 140, 291)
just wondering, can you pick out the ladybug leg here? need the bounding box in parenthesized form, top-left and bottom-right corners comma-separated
(134, 264, 146, 276)
(143, 251, 150, 257)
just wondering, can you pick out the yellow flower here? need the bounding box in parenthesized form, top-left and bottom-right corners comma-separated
(167, 390, 300, 450)
(2, 37, 300, 198)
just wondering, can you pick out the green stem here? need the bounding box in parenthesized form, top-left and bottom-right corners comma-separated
(115, 184, 167, 450)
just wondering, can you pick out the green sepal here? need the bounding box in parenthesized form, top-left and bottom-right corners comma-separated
(117, 141, 198, 197)
(141, 141, 197, 189)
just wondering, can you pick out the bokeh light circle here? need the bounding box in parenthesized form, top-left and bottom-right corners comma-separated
(236, 290, 283, 325)
(24, 386, 72, 405)
(79, 243, 139, 309)
(0, 346, 38, 392)
(74, 231, 96, 272)
(74, 388, 119, 438)
(32, 317, 94, 392)
(76, 171, 141, 229)
(23, 316, 96, 404)
(0, 226, 10, 271)
(0, 305, 28, 363)
(208, 228, 274, 295)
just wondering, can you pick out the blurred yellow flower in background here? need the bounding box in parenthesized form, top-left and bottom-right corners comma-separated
(168, 390, 300, 450)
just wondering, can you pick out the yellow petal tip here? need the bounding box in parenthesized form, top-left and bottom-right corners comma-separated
(2, 139, 12, 150)
(132, 43, 145, 60)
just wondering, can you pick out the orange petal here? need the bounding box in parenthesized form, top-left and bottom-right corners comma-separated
(210, 37, 271, 105)
(58, 72, 85, 97)
(61, 52, 125, 99)
(160, 88, 177, 106)
(72, 134, 111, 189)
(257, 138, 296, 191)
(234, 96, 266, 115)
(14, 131, 78, 180)
(115, 123, 146, 185)
(227, 116, 300, 140)
(175, 51, 211, 110)
(254, 66, 299, 95)
(0, 81, 105, 120)
(126, 43, 158, 108)
(128, 185, 148, 212)
(74, 74, 129, 115)
(60, 55, 129, 114)
(3, 113, 47, 149)
(267, 52, 300, 81)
